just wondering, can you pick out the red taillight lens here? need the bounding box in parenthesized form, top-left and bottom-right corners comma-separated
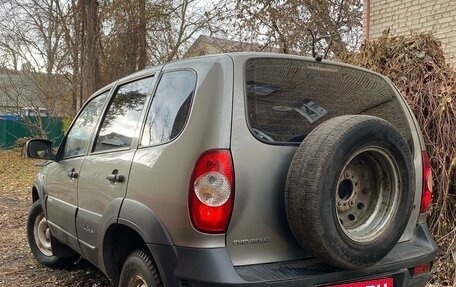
(420, 152, 433, 213)
(189, 150, 234, 233)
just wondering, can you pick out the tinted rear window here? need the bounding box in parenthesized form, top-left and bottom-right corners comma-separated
(245, 58, 412, 145)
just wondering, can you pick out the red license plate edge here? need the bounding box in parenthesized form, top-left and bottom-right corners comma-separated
(326, 277, 394, 287)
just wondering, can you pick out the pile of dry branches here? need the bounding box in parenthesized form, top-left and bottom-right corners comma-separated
(341, 30, 455, 285)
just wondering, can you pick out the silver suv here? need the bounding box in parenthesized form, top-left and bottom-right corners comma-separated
(26, 53, 437, 287)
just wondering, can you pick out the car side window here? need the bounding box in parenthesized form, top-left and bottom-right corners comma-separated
(63, 91, 110, 158)
(140, 71, 196, 146)
(93, 76, 154, 152)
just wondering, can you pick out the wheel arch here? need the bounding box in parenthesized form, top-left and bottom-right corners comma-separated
(101, 199, 173, 285)
(102, 223, 148, 286)
(31, 174, 48, 217)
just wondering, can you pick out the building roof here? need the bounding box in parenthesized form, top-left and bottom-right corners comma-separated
(184, 35, 281, 59)
(0, 69, 43, 110)
(0, 68, 67, 116)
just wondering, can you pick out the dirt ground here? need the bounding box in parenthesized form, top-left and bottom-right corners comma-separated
(0, 150, 110, 287)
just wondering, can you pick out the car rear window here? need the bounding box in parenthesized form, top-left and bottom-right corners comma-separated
(140, 70, 196, 146)
(245, 58, 413, 146)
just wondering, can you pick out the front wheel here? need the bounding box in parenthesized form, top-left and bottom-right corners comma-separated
(119, 249, 163, 287)
(26, 200, 74, 267)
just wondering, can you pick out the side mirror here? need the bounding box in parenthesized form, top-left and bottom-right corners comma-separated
(25, 139, 53, 160)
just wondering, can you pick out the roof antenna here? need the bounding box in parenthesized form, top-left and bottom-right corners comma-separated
(315, 55, 323, 62)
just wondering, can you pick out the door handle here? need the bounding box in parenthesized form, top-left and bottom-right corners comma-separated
(107, 169, 125, 183)
(67, 168, 78, 179)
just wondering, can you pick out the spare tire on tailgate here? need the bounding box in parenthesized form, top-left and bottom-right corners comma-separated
(285, 115, 414, 270)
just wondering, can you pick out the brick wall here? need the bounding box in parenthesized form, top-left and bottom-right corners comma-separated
(367, 0, 456, 63)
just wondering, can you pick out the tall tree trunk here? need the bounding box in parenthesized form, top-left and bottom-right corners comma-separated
(138, 0, 147, 69)
(125, 14, 138, 73)
(45, 0, 55, 113)
(59, 0, 82, 113)
(81, 0, 100, 100)
(74, 0, 82, 111)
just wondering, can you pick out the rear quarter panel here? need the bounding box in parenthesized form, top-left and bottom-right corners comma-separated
(125, 55, 234, 248)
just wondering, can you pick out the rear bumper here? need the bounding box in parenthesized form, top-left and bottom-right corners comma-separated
(148, 224, 437, 287)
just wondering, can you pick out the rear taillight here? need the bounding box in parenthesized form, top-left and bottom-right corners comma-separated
(420, 152, 433, 213)
(189, 150, 234, 233)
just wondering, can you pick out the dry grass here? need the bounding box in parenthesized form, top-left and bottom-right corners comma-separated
(0, 149, 110, 287)
(340, 30, 456, 286)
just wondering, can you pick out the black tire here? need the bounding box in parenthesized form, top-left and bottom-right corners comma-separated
(26, 201, 75, 267)
(285, 115, 414, 270)
(119, 249, 163, 287)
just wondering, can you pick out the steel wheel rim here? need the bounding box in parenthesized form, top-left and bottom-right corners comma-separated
(127, 275, 148, 287)
(335, 146, 400, 243)
(33, 213, 53, 256)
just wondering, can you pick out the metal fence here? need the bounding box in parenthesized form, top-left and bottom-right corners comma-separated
(0, 117, 64, 149)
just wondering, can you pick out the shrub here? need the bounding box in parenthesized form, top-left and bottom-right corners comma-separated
(340, 30, 455, 285)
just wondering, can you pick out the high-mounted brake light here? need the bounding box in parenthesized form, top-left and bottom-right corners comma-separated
(420, 152, 433, 213)
(189, 150, 234, 233)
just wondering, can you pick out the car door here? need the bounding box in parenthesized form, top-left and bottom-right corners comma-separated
(45, 90, 110, 253)
(75, 75, 155, 264)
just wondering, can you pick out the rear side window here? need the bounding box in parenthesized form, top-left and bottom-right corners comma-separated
(140, 70, 196, 146)
(245, 58, 412, 145)
(93, 77, 154, 152)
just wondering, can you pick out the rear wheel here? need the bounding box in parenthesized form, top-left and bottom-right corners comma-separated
(26, 200, 75, 267)
(119, 249, 163, 287)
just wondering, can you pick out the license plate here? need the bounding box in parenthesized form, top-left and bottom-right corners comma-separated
(327, 277, 393, 287)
